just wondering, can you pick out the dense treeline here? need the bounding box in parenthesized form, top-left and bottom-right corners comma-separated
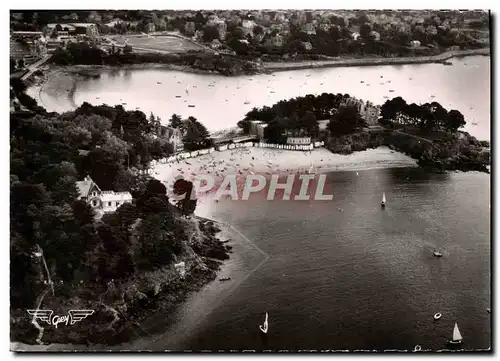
(51, 42, 260, 76)
(10, 98, 200, 311)
(379, 96, 466, 132)
(238, 93, 368, 143)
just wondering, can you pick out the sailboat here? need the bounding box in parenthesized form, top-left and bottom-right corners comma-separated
(448, 322, 463, 345)
(381, 192, 386, 207)
(185, 85, 190, 96)
(244, 95, 250, 105)
(259, 312, 268, 334)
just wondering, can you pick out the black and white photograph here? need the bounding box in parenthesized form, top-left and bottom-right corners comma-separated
(8, 4, 491, 353)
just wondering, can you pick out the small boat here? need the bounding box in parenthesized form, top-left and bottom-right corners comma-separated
(219, 277, 231, 282)
(259, 312, 268, 334)
(487, 308, 491, 313)
(188, 104, 195, 108)
(413, 345, 422, 352)
(448, 322, 463, 345)
(157, 81, 162, 84)
(430, 95, 436, 98)
(360, 80, 365, 83)
(175, 95, 182, 98)
(434, 313, 442, 320)
(381, 192, 386, 207)
(244, 101, 250, 105)
(433, 250, 443, 257)
(471, 122, 478, 126)
(389, 89, 395, 92)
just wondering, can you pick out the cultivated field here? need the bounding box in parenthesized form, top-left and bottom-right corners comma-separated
(111, 34, 206, 53)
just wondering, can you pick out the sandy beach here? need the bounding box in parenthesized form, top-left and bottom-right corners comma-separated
(152, 146, 418, 191)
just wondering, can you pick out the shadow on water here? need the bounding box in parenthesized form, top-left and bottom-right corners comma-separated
(387, 167, 450, 185)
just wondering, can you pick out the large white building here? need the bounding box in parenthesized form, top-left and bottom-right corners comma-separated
(75, 176, 132, 217)
(286, 136, 311, 145)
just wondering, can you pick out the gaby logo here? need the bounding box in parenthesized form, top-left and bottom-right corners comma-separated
(169, 173, 334, 201)
(27, 309, 95, 328)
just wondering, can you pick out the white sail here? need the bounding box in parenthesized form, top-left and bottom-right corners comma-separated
(453, 323, 463, 341)
(259, 312, 268, 333)
(382, 192, 386, 203)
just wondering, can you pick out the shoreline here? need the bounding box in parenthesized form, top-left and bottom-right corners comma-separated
(10, 216, 266, 352)
(262, 48, 490, 72)
(152, 146, 418, 189)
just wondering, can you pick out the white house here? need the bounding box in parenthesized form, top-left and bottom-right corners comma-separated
(75, 176, 133, 216)
(99, 191, 134, 213)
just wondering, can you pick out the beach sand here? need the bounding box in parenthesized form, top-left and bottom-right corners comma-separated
(153, 146, 418, 189)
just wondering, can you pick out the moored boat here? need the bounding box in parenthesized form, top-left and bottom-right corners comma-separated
(381, 192, 386, 207)
(434, 313, 442, 320)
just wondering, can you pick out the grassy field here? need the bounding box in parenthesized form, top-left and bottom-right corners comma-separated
(112, 34, 206, 53)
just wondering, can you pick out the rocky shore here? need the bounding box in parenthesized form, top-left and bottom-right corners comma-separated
(10, 217, 232, 347)
(326, 127, 490, 174)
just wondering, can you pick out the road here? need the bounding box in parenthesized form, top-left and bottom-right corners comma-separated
(20, 54, 52, 81)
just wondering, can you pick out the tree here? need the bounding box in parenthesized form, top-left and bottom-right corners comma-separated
(202, 25, 220, 42)
(380, 97, 408, 120)
(10, 57, 17, 73)
(17, 59, 25, 69)
(300, 110, 319, 136)
(445, 109, 466, 132)
(253, 25, 264, 36)
(237, 119, 252, 134)
(360, 23, 372, 39)
(169, 113, 183, 129)
(173, 179, 197, 215)
(328, 104, 365, 135)
(264, 118, 286, 143)
(182, 117, 212, 151)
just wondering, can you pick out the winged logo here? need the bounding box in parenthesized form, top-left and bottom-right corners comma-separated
(68, 309, 94, 325)
(27, 310, 53, 325)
